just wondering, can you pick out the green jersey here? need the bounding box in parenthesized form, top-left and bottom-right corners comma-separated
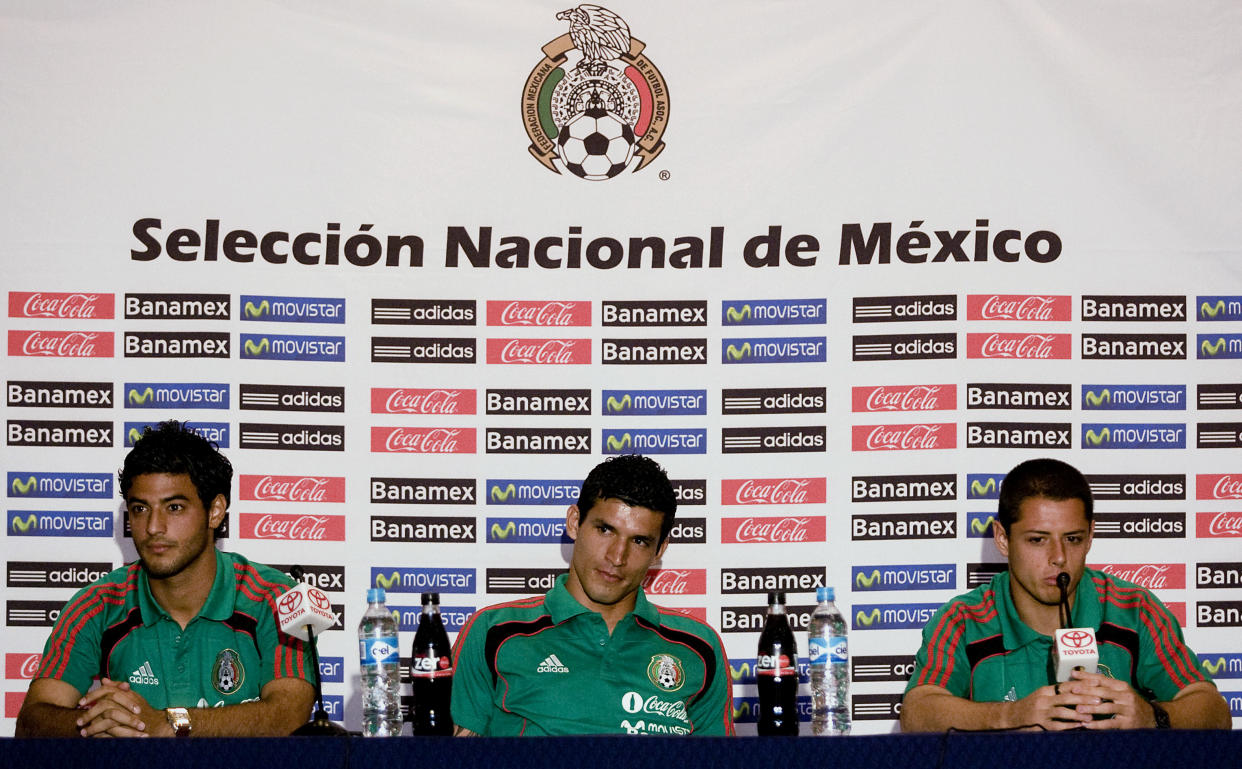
(35, 550, 315, 708)
(906, 568, 1210, 703)
(451, 574, 735, 736)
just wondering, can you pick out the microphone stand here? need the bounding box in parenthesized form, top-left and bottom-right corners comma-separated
(289, 566, 349, 736)
(1049, 572, 1072, 685)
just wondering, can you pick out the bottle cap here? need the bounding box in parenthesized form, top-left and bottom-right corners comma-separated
(767, 591, 785, 605)
(421, 592, 440, 606)
(367, 587, 386, 603)
(817, 586, 835, 602)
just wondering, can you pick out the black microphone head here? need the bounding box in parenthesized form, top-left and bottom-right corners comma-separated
(1056, 572, 1070, 589)
(289, 564, 305, 582)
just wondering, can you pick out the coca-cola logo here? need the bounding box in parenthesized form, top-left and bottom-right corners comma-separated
(973, 333, 1061, 359)
(1061, 630, 1094, 648)
(722, 516, 825, 543)
(244, 475, 342, 503)
(241, 513, 344, 541)
(1095, 563, 1182, 590)
(642, 568, 706, 595)
(971, 294, 1068, 321)
(6, 653, 42, 679)
(11, 330, 113, 358)
(376, 388, 469, 414)
(854, 423, 952, 451)
(724, 478, 825, 505)
(1200, 474, 1242, 500)
(490, 338, 588, 364)
(20, 654, 40, 679)
(1199, 512, 1242, 537)
(14, 292, 110, 319)
(491, 301, 587, 327)
(855, 384, 952, 413)
(372, 427, 475, 454)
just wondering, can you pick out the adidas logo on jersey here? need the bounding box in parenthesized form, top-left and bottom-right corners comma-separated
(129, 660, 159, 686)
(536, 654, 569, 673)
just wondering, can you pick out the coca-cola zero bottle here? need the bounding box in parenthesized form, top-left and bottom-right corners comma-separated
(756, 590, 799, 735)
(410, 592, 455, 735)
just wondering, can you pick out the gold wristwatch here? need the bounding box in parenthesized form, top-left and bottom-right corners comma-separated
(165, 707, 192, 737)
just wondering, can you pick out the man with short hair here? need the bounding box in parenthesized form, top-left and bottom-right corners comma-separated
(451, 454, 735, 736)
(901, 457, 1230, 731)
(16, 420, 316, 737)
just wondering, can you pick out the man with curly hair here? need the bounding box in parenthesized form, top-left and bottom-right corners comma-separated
(16, 420, 315, 737)
(451, 454, 735, 736)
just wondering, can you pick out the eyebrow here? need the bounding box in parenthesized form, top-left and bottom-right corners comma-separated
(127, 494, 192, 505)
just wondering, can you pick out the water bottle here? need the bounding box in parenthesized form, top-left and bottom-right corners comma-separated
(410, 592, 454, 735)
(358, 587, 402, 736)
(807, 586, 850, 735)
(756, 591, 799, 735)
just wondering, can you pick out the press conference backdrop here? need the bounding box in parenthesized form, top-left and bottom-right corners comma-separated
(1, 2, 1240, 735)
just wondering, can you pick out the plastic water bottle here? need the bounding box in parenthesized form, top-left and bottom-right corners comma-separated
(807, 586, 850, 735)
(358, 587, 403, 736)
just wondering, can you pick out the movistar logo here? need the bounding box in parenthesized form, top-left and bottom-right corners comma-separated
(856, 569, 881, 589)
(244, 300, 271, 318)
(11, 476, 38, 495)
(244, 338, 271, 356)
(375, 571, 400, 590)
(11, 514, 37, 533)
(733, 701, 756, 720)
(1202, 657, 1226, 676)
(128, 387, 155, 405)
(1084, 389, 1110, 407)
(971, 516, 997, 535)
(1084, 427, 1110, 446)
(1201, 337, 1227, 357)
(855, 608, 881, 627)
(128, 427, 144, 445)
(970, 478, 997, 497)
(606, 394, 632, 413)
(726, 305, 751, 323)
(490, 521, 516, 540)
(725, 342, 750, 361)
(606, 433, 632, 451)
(491, 484, 517, 502)
(729, 661, 752, 682)
(1201, 300, 1226, 318)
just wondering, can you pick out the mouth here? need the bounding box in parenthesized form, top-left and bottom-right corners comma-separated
(595, 569, 623, 584)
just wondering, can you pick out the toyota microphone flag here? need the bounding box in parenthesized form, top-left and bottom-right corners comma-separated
(1053, 627, 1099, 682)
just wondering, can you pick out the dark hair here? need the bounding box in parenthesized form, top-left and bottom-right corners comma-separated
(575, 454, 677, 543)
(118, 420, 233, 509)
(997, 457, 1093, 533)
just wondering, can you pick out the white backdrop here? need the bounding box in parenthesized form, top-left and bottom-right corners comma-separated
(2, 1, 1240, 735)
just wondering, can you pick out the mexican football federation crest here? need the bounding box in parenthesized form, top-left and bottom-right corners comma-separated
(212, 648, 244, 695)
(522, 4, 670, 180)
(646, 653, 684, 691)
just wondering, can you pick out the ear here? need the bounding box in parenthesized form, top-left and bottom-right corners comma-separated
(207, 493, 228, 530)
(654, 536, 670, 561)
(564, 505, 581, 540)
(992, 518, 1009, 558)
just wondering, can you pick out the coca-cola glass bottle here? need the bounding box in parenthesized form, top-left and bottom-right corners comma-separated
(756, 591, 799, 735)
(410, 592, 454, 735)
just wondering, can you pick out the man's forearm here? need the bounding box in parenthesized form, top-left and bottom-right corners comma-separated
(900, 687, 1018, 732)
(1165, 683, 1233, 729)
(174, 684, 314, 737)
(15, 701, 90, 737)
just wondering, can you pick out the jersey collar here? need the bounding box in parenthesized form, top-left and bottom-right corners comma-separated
(995, 568, 1103, 650)
(135, 549, 234, 626)
(546, 573, 661, 626)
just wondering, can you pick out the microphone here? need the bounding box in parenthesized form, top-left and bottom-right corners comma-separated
(1051, 571, 1099, 682)
(279, 567, 348, 736)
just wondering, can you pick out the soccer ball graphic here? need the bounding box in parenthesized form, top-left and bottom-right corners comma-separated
(556, 107, 637, 180)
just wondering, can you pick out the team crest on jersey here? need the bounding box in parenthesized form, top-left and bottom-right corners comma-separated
(646, 653, 684, 691)
(522, 4, 670, 181)
(212, 648, 244, 695)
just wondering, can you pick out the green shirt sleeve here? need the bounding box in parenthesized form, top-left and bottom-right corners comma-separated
(450, 609, 496, 735)
(687, 633, 735, 735)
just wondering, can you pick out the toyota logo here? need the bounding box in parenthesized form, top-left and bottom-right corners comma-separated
(309, 588, 331, 610)
(279, 591, 303, 613)
(1062, 630, 1093, 648)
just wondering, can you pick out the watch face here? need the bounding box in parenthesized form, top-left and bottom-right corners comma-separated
(167, 708, 191, 736)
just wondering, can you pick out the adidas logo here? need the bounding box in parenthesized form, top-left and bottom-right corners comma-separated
(536, 654, 569, 674)
(129, 660, 159, 686)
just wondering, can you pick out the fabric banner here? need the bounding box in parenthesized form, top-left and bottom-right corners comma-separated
(2, 1, 1240, 734)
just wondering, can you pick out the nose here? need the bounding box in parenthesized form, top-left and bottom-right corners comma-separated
(605, 536, 627, 567)
(1049, 538, 1066, 567)
(146, 508, 166, 535)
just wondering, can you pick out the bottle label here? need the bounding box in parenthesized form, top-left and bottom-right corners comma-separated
(755, 653, 797, 675)
(411, 654, 454, 678)
(808, 637, 848, 665)
(360, 636, 400, 666)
